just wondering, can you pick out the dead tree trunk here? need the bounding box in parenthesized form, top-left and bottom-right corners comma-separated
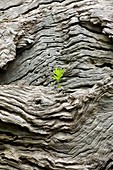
(0, 0, 113, 169)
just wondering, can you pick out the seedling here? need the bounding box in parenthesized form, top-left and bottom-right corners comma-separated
(53, 68, 65, 88)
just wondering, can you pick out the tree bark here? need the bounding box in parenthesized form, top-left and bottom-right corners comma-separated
(0, 0, 113, 169)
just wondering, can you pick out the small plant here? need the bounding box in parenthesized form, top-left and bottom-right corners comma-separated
(53, 68, 65, 88)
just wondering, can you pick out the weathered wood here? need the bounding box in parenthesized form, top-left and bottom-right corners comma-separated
(0, 77, 113, 170)
(0, 0, 113, 169)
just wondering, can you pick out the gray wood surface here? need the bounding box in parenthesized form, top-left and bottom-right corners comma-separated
(0, 0, 113, 169)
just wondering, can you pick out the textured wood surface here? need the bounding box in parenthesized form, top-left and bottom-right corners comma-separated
(0, 0, 113, 169)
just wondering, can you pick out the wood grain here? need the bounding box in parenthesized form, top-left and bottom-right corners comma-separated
(0, 0, 113, 169)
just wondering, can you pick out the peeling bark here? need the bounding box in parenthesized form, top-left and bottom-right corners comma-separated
(0, 0, 113, 169)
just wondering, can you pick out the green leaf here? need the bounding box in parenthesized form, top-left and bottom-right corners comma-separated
(53, 68, 65, 83)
